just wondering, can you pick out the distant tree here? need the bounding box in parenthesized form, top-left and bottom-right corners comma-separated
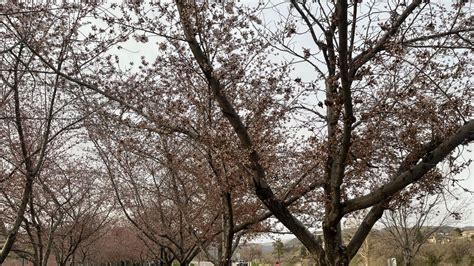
(299, 246, 309, 266)
(356, 238, 370, 266)
(273, 239, 284, 263)
(241, 244, 263, 263)
(85, 225, 158, 264)
(381, 194, 457, 266)
(344, 214, 382, 266)
(453, 228, 463, 237)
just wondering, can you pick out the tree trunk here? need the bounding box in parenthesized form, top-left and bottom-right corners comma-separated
(0, 176, 34, 263)
(218, 258, 232, 266)
(221, 192, 234, 266)
(322, 221, 349, 266)
(403, 249, 413, 266)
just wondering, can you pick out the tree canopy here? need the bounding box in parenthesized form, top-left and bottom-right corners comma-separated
(1, 0, 473, 265)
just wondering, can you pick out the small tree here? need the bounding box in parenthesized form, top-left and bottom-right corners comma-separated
(241, 244, 263, 264)
(273, 238, 284, 263)
(381, 194, 458, 266)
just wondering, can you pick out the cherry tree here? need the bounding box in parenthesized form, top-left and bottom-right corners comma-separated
(174, 1, 473, 264)
(88, 113, 274, 265)
(88, 225, 162, 265)
(0, 4, 93, 262)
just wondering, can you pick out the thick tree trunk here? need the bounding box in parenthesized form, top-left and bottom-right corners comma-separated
(322, 225, 349, 266)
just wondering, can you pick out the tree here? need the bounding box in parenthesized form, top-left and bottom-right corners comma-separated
(272, 238, 284, 263)
(18, 160, 110, 266)
(89, 118, 275, 266)
(3, 1, 472, 265)
(344, 212, 384, 266)
(380, 194, 456, 266)
(49, 169, 112, 266)
(91, 135, 200, 266)
(173, 1, 473, 264)
(357, 238, 370, 266)
(240, 244, 263, 263)
(73, 4, 307, 266)
(453, 227, 463, 237)
(299, 246, 310, 266)
(82, 225, 159, 264)
(0, 3, 92, 260)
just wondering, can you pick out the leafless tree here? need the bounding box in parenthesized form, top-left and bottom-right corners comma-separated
(380, 194, 461, 266)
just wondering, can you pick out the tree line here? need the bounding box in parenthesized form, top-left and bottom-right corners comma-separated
(1, 0, 473, 265)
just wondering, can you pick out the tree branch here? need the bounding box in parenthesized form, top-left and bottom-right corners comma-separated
(351, 0, 422, 74)
(343, 120, 474, 214)
(175, 1, 326, 262)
